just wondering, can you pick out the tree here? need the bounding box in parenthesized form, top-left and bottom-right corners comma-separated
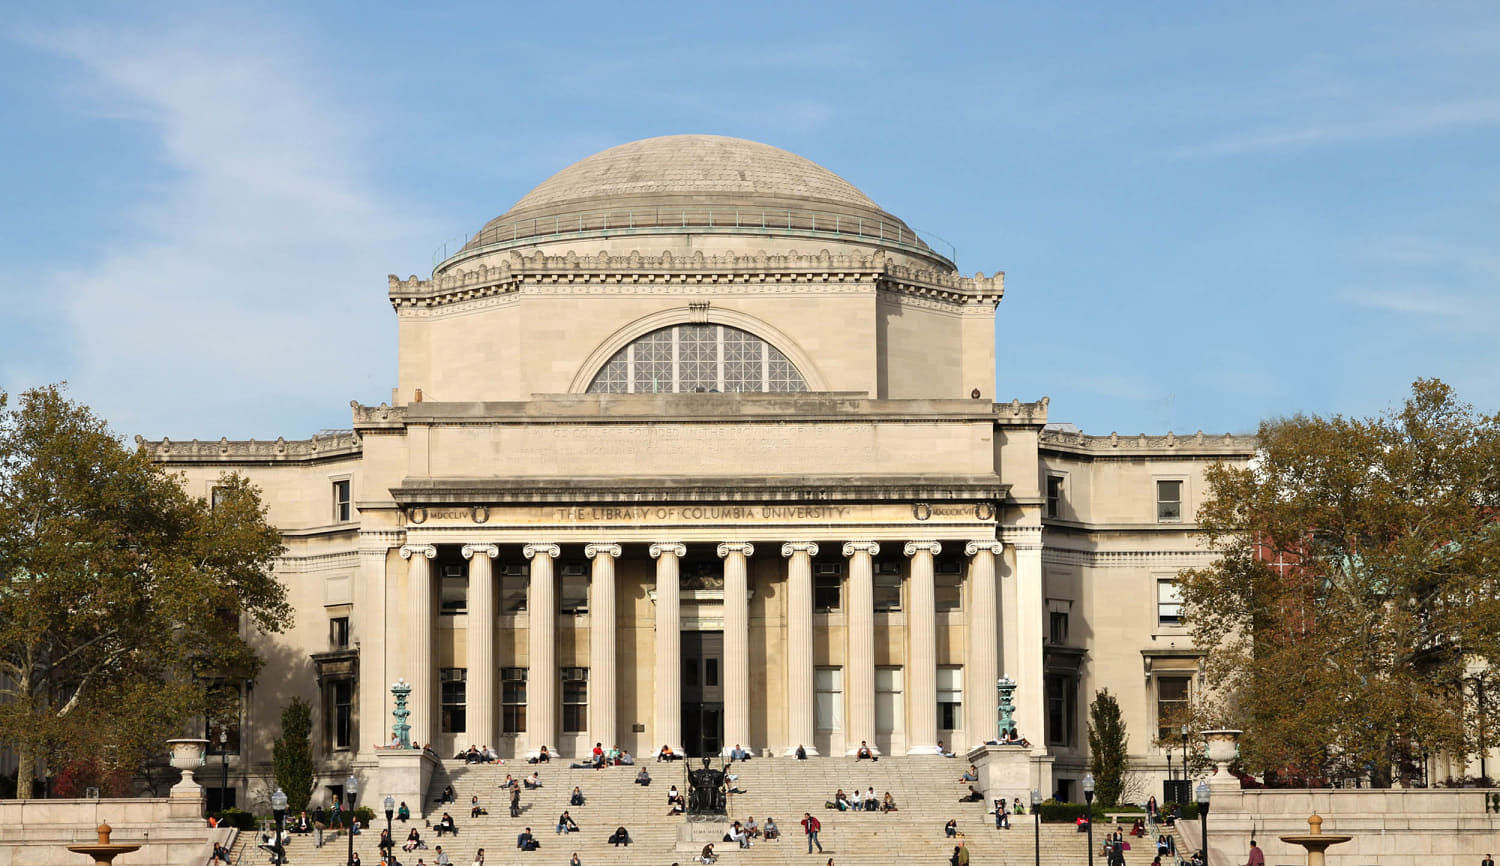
(0, 385, 291, 799)
(1180, 379, 1500, 786)
(273, 697, 315, 812)
(1088, 689, 1129, 807)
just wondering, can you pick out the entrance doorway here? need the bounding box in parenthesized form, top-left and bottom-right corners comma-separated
(681, 631, 724, 757)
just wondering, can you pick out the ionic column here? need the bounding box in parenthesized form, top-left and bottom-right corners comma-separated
(1004, 526, 1045, 750)
(524, 543, 560, 757)
(842, 541, 879, 755)
(462, 543, 499, 750)
(650, 543, 686, 755)
(904, 541, 942, 755)
(356, 534, 398, 760)
(780, 542, 820, 757)
(399, 544, 437, 745)
(585, 543, 621, 750)
(717, 542, 755, 754)
(966, 540, 1004, 749)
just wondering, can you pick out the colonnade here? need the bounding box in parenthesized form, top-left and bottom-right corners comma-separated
(391, 536, 1027, 758)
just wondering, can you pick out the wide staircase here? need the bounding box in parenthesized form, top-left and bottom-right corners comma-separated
(261, 757, 1173, 865)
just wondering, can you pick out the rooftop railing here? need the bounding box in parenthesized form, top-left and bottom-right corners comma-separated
(432, 205, 956, 272)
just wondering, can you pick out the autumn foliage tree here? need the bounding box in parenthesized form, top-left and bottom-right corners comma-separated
(0, 385, 290, 798)
(1180, 379, 1500, 786)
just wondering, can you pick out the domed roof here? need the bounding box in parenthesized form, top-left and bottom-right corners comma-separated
(450, 135, 937, 263)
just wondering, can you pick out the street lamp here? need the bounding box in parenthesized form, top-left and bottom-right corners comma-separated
(218, 729, 229, 813)
(345, 774, 359, 866)
(1195, 780, 1211, 866)
(271, 787, 288, 866)
(1031, 788, 1042, 866)
(384, 795, 395, 845)
(1082, 773, 1096, 866)
(1180, 724, 1190, 783)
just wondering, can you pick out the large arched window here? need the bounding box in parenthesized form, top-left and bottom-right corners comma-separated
(586, 324, 808, 394)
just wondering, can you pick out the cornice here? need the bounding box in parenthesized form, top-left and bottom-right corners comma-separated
(275, 550, 359, 574)
(1039, 428, 1256, 458)
(1041, 547, 1219, 568)
(138, 432, 361, 464)
(389, 475, 1008, 506)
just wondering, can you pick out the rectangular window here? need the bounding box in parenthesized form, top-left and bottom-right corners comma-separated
(562, 667, 588, 733)
(937, 665, 963, 730)
(814, 565, 842, 611)
(874, 562, 902, 612)
(875, 666, 903, 735)
(1157, 579, 1184, 626)
(332, 479, 352, 523)
(329, 616, 350, 649)
(441, 668, 466, 734)
(210, 486, 228, 510)
(815, 666, 843, 732)
(501, 668, 527, 733)
(1045, 674, 1076, 747)
(500, 566, 529, 612)
(205, 681, 243, 755)
(1157, 675, 1191, 741)
(1156, 479, 1183, 522)
(440, 564, 467, 614)
(1046, 475, 1064, 519)
(935, 559, 963, 611)
(1049, 611, 1069, 645)
(560, 571, 589, 614)
(332, 680, 353, 749)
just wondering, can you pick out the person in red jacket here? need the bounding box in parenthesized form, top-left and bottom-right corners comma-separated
(800, 813, 822, 854)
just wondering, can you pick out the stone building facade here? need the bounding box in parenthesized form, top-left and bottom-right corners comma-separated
(143, 135, 1255, 808)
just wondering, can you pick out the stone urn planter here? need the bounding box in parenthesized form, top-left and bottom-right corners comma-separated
(166, 738, 209, 795)
(1201, 729, 1242, 776)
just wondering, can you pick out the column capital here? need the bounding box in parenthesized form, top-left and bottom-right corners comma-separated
(716, 542, 755, 558)
(649, 542, 686, 559)
(523, 543, 560, 560)
(585, 542, 622, 559)
(461, 543, 499, 560)
(964, 540, 1004, 557)
(780, 541, 820, 558)
(903, 541, 943, 557)
(841, 541, 880, 557)
(399, 544, 437, 560)
(999, 525, 1044, 551)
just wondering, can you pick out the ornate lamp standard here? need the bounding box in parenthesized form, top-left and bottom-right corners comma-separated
(1082, 773, 1096, 866)
(384, 795, 395, 846)
(345, 774, 359, 866)
(270, 788, 288, 866)
(1180, 724, 1190, 784)
(218, 729, 229, 813)
(1031, 788, 1042, 866)
(1195, 780, 1211, 865)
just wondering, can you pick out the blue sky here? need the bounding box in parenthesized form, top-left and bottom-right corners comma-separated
(2, 2, 1497, 440)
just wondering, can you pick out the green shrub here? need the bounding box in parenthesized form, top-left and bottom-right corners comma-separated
(1161, 801, 1199, 820)
(1035, 800, 1107, 823)
(212, 808, 257, 830)
(353, 805, 376, 826)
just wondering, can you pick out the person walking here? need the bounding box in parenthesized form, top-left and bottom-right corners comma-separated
(1244, 840, 1266, 866)
(1482, 854, 1496, 866)
(801, 812, 822, 853)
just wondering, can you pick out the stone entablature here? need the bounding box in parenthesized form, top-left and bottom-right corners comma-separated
(1038, 427, 1257, 457)
(387, 248, 1002, 310)
(136, 431, 361, 463)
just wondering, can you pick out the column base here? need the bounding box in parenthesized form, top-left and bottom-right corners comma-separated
(781, 745, 820, 757)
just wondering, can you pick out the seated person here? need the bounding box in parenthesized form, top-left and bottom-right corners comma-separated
(608, 826, 632, 847)
(524, 772, 542, 789)
(1157, 835, 1171, 855)
(945, 818, 959, 838)
(994, 800, 1010, 829)
(635, 767, 651, 785)
(607, 745, 622, 765)
(729, 743, 752, 761)
(465, 745, 482, 764)
(402, 828, 424, 851)
(960, 764, 978, 782)
(441, 784, 457, 804)
(729, 821, 751, 848)
(834, 788, 852, 811)
(500, 774, 518, 789)
(1012, 797, 1025, 816)
(658, 744, 681, 762)
(618, 749, 635, 765)
(210, 843, 231, 863)
(960, 785, 984, 803)
(555, 810, 579, 835)
(570, 786, 585, 806)
(882, 792, 898, 812)
(435, 812, 457, 837)
(1131, 817, 1146, 837)
(855, 740, 877, 761)
(667, 785, 685, 815)
(470, 795, 487, 818)
(863, 788, 879, 811)
(744, 816, 761, 837)
(700, 842, 717, 864)
(482, 744, 499, 763)
(397, 801, 411, 822)
(762, 817, 780, 840)
(937, 740, 955, 758)
(516, 827, 540, 851)
(1076, 814, 1090, 833)
(795, 744, 808, 760)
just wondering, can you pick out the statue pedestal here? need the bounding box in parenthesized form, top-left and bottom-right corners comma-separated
(376, 749, 439, 821)
(970, 744, 1053, 808)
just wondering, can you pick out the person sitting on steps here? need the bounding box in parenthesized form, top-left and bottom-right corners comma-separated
(635, 767, 651, 785)
(435, 813, 458, 837)
(855, 740, 877, 761)
(570, 786, 585, 806)
(556, 810, 579, 835)
(608, 826, 632, 847)
(960, 785, 984, 803)
(515, 828, 539, 851)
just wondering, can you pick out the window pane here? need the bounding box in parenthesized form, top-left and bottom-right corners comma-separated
(588, 324, 807, 394)
(1158, 580, 1183, 625)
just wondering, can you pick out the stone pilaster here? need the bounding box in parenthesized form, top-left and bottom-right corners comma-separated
(842, 541, 880, 755)
(523, 543, 560, 757)
(966, 540, 1004, 750)
(1002, 526, 1045, 750)
(585, 542, 621, 750)
(780, 542, 820, 756)
(904, 541, 942, 755)
(399, 544, 438, 746)
(650, 542, 685, 755)
(717, 542, 755, 754)
(461, 543, 499, 750)
(356, 532, 401, 761)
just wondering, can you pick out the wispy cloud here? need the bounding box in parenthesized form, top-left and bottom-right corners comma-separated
(18, 15, 430, 438)
(1171, 98, 1500, 159)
